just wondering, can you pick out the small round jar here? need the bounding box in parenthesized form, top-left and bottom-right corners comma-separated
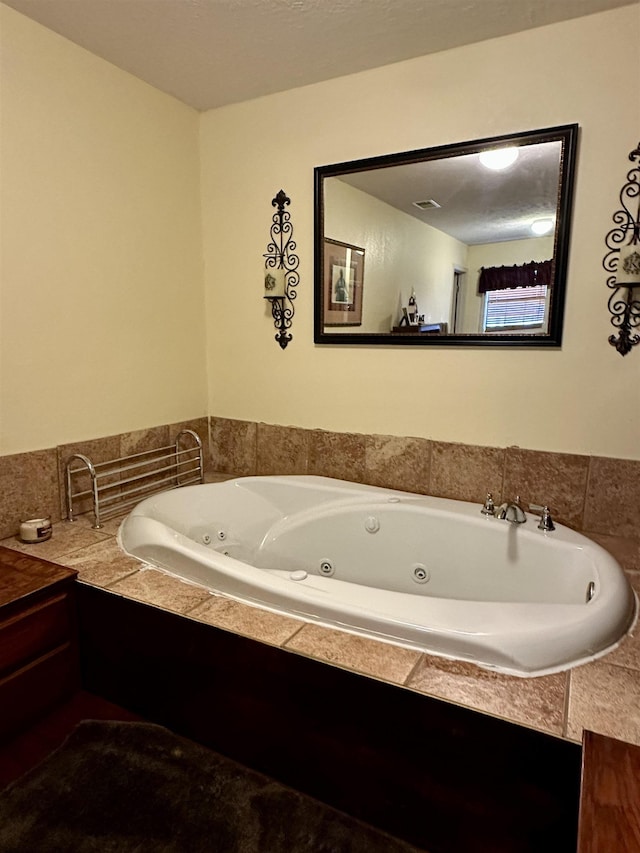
(19, 517, 52, 544)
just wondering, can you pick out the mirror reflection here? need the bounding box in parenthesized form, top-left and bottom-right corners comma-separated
(314, 125, 578, 346)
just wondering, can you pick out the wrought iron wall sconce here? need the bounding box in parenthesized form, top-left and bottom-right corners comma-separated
(263, 189, 299, 350)
(604, 142, 640, 355)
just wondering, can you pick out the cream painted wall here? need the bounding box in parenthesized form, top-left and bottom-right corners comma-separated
(325, 178, 467, 332)
(201, 5, 640, 459)
(1, 5, 638, 460)
(0, 5, 208, 454)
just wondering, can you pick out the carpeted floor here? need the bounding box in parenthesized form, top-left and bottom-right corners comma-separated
(0, 720, 427, 852)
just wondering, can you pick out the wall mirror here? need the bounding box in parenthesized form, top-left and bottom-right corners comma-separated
(314, 124, 578, 347)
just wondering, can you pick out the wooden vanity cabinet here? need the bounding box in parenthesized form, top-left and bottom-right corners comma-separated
(578, 731, 640, 852)
(0, 546, 78, 740)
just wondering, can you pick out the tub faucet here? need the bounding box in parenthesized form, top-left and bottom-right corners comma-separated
(496, 496, 527, 524)
(529, 503, 556, 532)
(481, 493, 496, 516)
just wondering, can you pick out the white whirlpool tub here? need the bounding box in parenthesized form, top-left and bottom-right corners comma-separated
(118, 475, 637, 677)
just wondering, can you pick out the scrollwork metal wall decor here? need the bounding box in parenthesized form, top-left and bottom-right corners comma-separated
(263, 189, 299, 349)
(604, 142, 640, 355)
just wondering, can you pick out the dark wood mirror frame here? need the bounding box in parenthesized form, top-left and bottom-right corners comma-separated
(314, 124, 579, 348)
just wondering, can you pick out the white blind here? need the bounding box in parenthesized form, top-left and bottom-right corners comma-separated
(483, 285, 548, 331)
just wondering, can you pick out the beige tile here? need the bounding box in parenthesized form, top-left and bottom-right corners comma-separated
(584, 533, 640, 573)
(567, 660, 640, 746)
(503, 447, 590, 529)
(583, 457, 640, 539)
(0, 520, 111, 560)
(285, 623, 420, 684)
(119, 425, 171, 458)
(407, 655, 567, 735)
(210, 417, 257, 475)
(0, 447, 62, 540)
(169, 417, 209, 443)
(602, 573, 640, 672)
(256, 423, 309, 476)
(364, 434, 431, 494)
(308, 430, 366, 482)
(430, 442, 504, 505)
(69, 512, 128, 536)
(110, 567, 212, 614)
(204, 471, 235, 484)
(190, 596, 304, 645)
(60, 538, 141, 587)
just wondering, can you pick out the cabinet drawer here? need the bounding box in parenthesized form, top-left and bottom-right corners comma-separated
(0, 644, 77, 739)
(0, 594, 71, 677)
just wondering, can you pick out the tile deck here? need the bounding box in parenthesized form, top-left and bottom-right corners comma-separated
(3, 515, 639, 748)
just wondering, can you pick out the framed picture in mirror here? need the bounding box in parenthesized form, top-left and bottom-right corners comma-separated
(323, 238, 365, 326)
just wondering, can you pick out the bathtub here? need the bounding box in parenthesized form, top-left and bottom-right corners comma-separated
(118, 475, 636, 677)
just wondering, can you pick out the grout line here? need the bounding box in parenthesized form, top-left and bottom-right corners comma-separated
(302, 428, 310, 476)
(181, 595, 211, 616)
(281, 621, 308, 647)
(581, 456, 594, 534)
(501, 446, 508, 506)
(103, 569, 142, 589)
(278, 623, 308, 648)
(252, 421, 258, 475)
(425, 439, 433, 495)
(180, 592, 218, 617)
(253, 421, 261, 475)
(602, 658, 640, 676)
(561, 669, 572, 740)
(403, 652, 426, 686)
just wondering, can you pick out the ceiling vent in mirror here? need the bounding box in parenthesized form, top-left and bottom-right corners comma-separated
(413, 199, 441, 210)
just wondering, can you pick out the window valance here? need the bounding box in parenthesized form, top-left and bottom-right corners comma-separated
(478, 259, 553, 293)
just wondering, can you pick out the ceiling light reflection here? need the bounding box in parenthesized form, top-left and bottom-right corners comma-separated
(531, 218, 555, 235)
(479, 147, 519, 171)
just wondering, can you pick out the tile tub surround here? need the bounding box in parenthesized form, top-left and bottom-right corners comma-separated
(3, 414, 639, 560)
(1, 519, 639, 748)
(210, 417, 640, 570)
(0, 418, 210, 540)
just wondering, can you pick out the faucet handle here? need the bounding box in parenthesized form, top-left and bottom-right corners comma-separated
(529, 503, 556, 531)
(481, 492, 495, 516)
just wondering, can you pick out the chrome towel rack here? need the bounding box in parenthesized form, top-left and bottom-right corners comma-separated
(65, 429, 204, 529)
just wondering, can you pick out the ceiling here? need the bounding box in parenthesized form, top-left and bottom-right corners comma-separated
(334, 140, 563, 245)
(3, 0, 637, 111)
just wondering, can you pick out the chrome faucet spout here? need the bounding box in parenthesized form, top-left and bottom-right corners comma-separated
(496, 496, 527, 524)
